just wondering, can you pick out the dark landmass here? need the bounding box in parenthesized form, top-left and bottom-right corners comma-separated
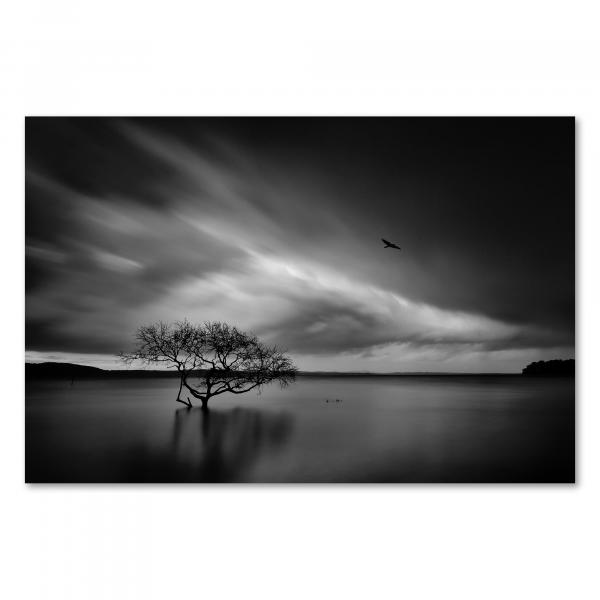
(25, 360, 576, 385)
(26, 362, 181, 380)
(522, 359, 575, 376)
(26, 360, 576, 380)
(26, 361, 519, 380)
(26, 362, 106, 380)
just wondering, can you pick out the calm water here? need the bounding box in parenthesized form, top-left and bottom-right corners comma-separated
(26, 375, 575, 483)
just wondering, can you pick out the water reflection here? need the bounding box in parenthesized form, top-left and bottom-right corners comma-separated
(26, 376, 574, 483)
(124, 407, 294, 482)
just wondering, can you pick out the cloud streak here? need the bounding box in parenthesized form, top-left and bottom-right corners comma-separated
(25, 118, 574, 371)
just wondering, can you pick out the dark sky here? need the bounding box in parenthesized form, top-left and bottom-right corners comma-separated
(25, 117, 574, 371)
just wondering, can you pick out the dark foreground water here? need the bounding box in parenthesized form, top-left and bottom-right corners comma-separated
(26, 375, 575, 483)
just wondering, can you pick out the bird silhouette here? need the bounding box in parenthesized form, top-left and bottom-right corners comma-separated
(381, 238, 401, 250)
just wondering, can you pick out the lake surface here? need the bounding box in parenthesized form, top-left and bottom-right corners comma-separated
(25, 375, 575, 483)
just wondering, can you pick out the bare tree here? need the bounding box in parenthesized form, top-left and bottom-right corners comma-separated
(120, 321, 297, 409)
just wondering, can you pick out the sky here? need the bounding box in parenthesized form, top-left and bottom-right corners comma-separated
(25, 117, 574, 372)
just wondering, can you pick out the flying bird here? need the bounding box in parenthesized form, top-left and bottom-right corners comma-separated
(381, 238, 401, 250)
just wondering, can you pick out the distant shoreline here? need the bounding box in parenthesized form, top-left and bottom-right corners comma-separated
(25, 361, 531, 379)
(25, 360, 575, 379)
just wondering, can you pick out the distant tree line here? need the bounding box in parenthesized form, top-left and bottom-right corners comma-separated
(522, 359, 574, 376)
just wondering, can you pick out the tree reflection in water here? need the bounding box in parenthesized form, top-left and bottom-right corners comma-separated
(124, 407, 294, 482)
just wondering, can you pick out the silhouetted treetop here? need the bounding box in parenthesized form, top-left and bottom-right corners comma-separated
(120, 320, 297, 408)
(522, 359, 574, 376)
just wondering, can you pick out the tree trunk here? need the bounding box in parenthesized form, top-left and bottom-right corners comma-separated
(176, 374, 184, 402)
(181, 375, 209, 409)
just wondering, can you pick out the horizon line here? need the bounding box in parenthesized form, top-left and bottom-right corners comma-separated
(26, 360, 524, 376)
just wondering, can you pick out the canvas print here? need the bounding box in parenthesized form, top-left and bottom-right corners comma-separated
(25, 117, 575, 483)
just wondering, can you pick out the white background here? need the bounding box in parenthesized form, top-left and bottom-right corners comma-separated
(1, 2, 598, 599)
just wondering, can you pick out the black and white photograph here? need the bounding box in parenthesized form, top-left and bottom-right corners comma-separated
(25, 117, 575, 483)
(6, 3, 600, 600)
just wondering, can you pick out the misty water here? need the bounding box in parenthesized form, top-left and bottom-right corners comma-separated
(26, 375, 574, 483)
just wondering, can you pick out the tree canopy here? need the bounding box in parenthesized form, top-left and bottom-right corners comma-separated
(522, 359, 574, 376)
(120, 321, 297, 408)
